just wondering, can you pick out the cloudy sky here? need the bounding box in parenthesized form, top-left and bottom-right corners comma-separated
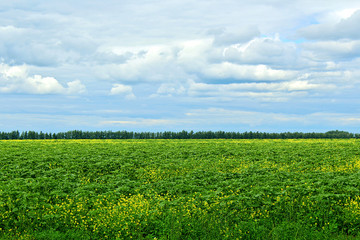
(1, 0, 360, 133)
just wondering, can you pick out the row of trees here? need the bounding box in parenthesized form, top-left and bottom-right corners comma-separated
(0, 130, 358, 140)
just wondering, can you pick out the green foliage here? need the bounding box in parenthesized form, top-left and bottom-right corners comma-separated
(1, 139, 360, 239)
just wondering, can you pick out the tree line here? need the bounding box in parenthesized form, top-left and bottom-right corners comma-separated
(0, 130, 359, 140)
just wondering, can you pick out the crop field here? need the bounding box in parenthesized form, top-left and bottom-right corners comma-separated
(1, 139, 360, 239)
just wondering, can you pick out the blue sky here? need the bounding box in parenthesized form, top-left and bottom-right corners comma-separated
(1, 0, 360, 133)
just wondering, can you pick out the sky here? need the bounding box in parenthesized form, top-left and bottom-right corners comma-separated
(1, 0, 360, 133)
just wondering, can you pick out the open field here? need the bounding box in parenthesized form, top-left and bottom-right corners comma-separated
(1, 139, 360, 239)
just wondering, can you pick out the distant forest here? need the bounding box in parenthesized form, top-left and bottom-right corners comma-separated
(0, 130, 359, 140)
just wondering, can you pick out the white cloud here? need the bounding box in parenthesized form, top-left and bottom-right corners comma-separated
(2, 1, 360, 132)
(302, 40, 360, 61)
(24, 75, 65, 94)
(209, 26, 261, 46)
(66, 80, 87, 94)
(110, 83, 135, 99)
(298, 9, 360, 40)
(185, 79, 334, 102)
(336, 8, 359, 19)
(223, 36, 298, 66)
(154, 83, 186, 97)
(95, 44, 186, 82)
(176, 39, 214, 72)
(298, 70, 354, 88)
(188, 80, 327, 93)
(0, 63, 86, 94)
(0, 63, 27, 78)
(96, 36, 300, 84)
(202, 63, 297, 81)
(151, 74, 337, 101)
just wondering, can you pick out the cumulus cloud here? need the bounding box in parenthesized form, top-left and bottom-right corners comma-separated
(95, 36, 301, 84)
(0, 63, 86, 94)
(0, 25, 64, 66)
(301, 40, 360, 61)
(66, 80, 87, 94)
(209, 27, 261, 46)
(152, 77, 336, 102)
(110, 83, 135, 99)
(298, 9, 360, 40)
(223, 36, 298, 67)
(176, 39, 215, 72)
(297, 70, 354, 88)
(3, 0, 360, 132)
(153, 83, 186, 97)
(202, 63, 297, 81)
(186, 79, 334, 101)
(95, 45, 185, 82)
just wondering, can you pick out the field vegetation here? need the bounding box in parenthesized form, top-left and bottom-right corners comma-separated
(1, 139, 360, 239)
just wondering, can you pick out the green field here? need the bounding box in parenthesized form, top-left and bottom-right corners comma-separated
(1, 139, 360, 239)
